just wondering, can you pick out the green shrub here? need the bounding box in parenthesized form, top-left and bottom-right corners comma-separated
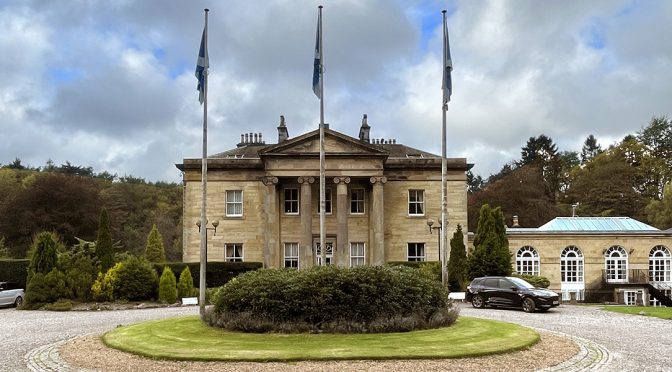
(513, 273, 550, 288)
(114, 256, 157, 301)
(208, 265, 458, 333)
(28, 232, 62, 281)
(91, 262, 122, 302)
(177, 266, 194, 298)
(159, 266, 178, 304)
(42, 299, 73, 311)
(387, 261, 441, 282)
(25, 268, 70, 305)
(144, 224, 166, 263)
(0, 259, 29, 288)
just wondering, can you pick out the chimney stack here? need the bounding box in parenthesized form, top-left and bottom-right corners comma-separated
(358, 113, 370, 143)
(277, 115, 289, 142)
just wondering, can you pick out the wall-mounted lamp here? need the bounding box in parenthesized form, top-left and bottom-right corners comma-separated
(427, 218, 442, 234)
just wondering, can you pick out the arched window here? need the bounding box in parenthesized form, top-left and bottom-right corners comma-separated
(605, 245, 628, 283)
(561, 246, 584, 283)
(516, 246, 539, 276)
(649, 245, 671, 283)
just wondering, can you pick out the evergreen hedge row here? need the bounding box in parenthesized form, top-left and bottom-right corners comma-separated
(0, 259, 29, 288)
(152, 261, 262, 289)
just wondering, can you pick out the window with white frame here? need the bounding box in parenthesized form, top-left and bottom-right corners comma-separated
(317, 188, 332, 214)
(315, 242, 333, 266)
(516, 246, 540, 276)
(225, 190, 243, 217)
(561, 246, 584, 283)
(284, 243, 299, 269)
(225, 243, 243, 262)
(649, 245, 671, 283)
(624, 290, 641, 306)
(408, 190, 425, 216)
(284, 188, 299, 214)
(605, 245, 628, 283)
(350, 242, 365, 267)
(407, 243, 425, 262)
(350, 188, 365, 214)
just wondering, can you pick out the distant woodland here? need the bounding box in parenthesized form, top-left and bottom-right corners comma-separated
(1, 116, 671, 258)
(467, 116, 672, 231)
(0, 160, 182, 260)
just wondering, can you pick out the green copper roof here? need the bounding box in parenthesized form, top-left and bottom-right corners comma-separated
(538, 217, 658, 231)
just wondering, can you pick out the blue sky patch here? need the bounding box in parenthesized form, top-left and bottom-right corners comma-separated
(48, 68, 83, 84)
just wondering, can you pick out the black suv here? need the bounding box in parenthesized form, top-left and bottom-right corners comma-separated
(466, 276, 560, 313)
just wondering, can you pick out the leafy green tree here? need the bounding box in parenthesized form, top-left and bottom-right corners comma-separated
(447, 224, 467, 292)
(95, 208, 115, 272)
(159, 266, 178, 304)
(518, 134, 563, 195)
(466, 170, 484, 193)
(144, 224, 166, 262)
(646, 183, 672, 229)
(468, 204, 512, 279)
(177, 266, 194, 298)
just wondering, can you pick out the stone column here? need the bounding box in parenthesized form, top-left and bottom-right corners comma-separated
(262, 176, 279, 268)
(298, 176, 314, 268)
(370, 176, 387, 265)
(333, 177, 350, 267)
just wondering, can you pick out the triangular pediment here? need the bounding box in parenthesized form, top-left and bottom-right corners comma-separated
(259, 128, 388, 157)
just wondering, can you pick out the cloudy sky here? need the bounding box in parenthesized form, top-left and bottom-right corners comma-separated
(1, 0, 670, 182)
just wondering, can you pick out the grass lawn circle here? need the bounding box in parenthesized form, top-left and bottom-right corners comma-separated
(102, 315, 539, 362)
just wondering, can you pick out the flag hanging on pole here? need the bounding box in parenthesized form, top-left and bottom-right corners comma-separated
(312, 12, 322, 99)
(196, 27, 209, 104)
(442, 16, 453, 104)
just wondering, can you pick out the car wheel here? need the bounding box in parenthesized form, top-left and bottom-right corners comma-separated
(471, 294, 485, 309)
(522, 297, 536, 313)
(14, 296, 23, 308)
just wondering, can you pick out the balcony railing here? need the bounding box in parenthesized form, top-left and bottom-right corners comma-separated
(601, 269, 649, 284)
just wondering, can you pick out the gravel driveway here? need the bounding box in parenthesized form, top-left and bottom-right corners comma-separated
(0, 306, 198, 372)
(2, 304, 670, 371)
(459, 303, 672, 371)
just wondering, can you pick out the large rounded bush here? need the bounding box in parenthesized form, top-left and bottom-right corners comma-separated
(206, 265, 458, 333)
(114, 256, 157, 301)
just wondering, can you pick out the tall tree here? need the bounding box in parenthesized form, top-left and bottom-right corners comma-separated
(580, 134, 602, 164)
(447, 224, 467, 292)
(145, 224, 166, 262)
(646, 183, 672, 229)
(468, 204, 512, 279)
(466, 170, 484, 193)
(95, 208, 115, 272)
(518, 134, 562, 194)
(468, 164, 559, 231)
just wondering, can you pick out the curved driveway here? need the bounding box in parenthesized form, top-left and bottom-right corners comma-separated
(1, 304, 670, 371)
(460, 303, 672, 371)
(0, 306, 198, 371)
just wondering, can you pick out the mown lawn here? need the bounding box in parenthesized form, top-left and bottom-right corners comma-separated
(602, 305, 672, 320)
(102, 315, 539, 362)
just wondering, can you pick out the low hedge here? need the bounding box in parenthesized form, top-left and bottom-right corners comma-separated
(0, 259, 29, 288)
(387, 261, 442, 282)
(513, 273, 550, 288)
(207, 265, 458, 333)
(152, 262, 262, 289)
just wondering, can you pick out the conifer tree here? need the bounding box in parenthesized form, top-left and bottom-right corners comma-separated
(468, 204, 512, 279)
(447, 224, 467, 292)
(177, 266, 194, 298)
(28, 232, 60, 277)
(158, 266, 177, 303)
(95, 208, 115, 272)
(144, 224, 166, 262)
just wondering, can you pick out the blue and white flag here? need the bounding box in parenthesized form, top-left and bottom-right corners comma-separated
(442, 17, 453, 104)
(195, 27, 209, 104)
(312, 13, 322, 99)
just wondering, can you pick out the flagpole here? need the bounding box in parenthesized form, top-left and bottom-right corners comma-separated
(199, 8, 209, 318)
(317, 5, 326, 266)
(440, 10, 449, 287)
